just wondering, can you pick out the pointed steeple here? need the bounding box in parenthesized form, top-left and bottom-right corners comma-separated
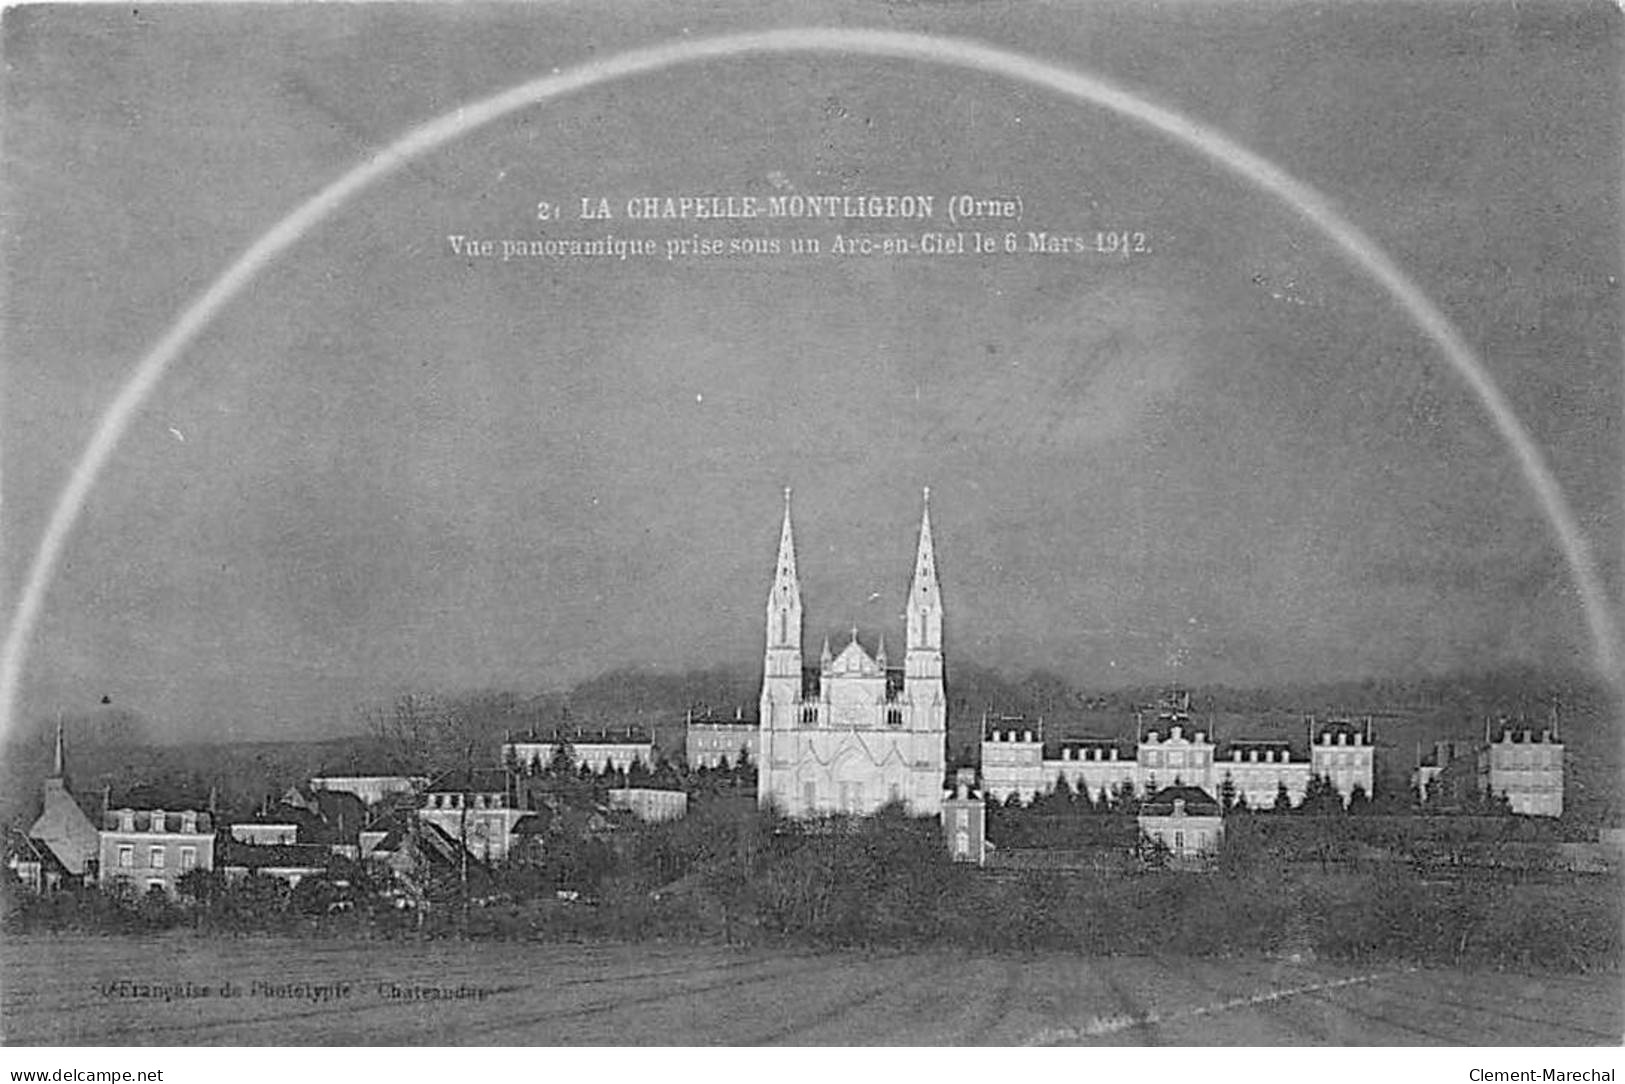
(910, 487, 938, 605)
(821, 635, 833, 666)
(906, 487, 943, 657)
(770, 487, 800, 610)
(52, 713, 66, 779)
(763, 487, 804, 680)
(876, 633, 887, 668)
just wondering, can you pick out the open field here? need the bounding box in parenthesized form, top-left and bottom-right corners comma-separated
(1, 934, 1618, 1045)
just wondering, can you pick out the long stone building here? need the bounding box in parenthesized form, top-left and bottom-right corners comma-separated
(981, 697, 1376, 809)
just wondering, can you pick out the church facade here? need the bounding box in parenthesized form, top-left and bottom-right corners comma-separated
(757, 490, 948, 818)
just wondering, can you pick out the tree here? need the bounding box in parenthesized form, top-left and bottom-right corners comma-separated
(1271, 780, 1294, 813)
(1038, 774, 1075, 814)
(360, 693, 481, 775)
(1138, 833, 1171, 870)
(1299, 774, 1343, 816)
(546, 738, 576, 778)
(1218, 774, 1238, 813)
(651, 754, 681, 790)
(627, 756, 651, 787)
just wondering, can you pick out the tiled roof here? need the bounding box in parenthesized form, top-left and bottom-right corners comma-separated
(218, 840, 332, 870)
(1140, 785, 1222, 816)
(424, 769, 512, 795)
(100, 809, 213, 834)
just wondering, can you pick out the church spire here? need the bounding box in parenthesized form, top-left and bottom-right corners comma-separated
(764, 487, 803, 677)
(906, 487, 943, 659)
(52, 713, 66, 779)
(771, 487, 800, 607)
(908, 487, 940, 613)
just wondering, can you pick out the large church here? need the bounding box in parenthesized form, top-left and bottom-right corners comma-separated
(757, 489, 948, 818)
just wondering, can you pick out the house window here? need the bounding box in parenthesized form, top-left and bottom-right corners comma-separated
(803, 781, 816, 811)
(1174, 831, 1185, 855)
(180, 847, 196, 871)
(955, 831, 969, 857)
(117, 845, 133, 869)
(956, 809, 969, 828)
(149, 847, 165, 869)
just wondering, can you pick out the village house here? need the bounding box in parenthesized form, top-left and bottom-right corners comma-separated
(98, 807, 215, 896)
(1138, 785, 1224, 861)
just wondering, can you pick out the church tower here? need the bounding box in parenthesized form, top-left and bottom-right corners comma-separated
(759, 488, 803, 734)
(755, 487, 948, 818)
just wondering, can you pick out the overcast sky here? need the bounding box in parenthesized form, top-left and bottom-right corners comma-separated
(4, 2, 1619, 742)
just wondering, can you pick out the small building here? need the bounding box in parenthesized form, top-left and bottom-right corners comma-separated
(278, 785, 370, 857)
(980, 720, 1045, 804)
(684, 711, 758, 770)
(28, 721, 100, 881)
(229, 821, 300, 846)
(364, 814, 481, 892)
(1307, 719, 1376, 806)
(417, 770, 526, 862)
(99, 808, 215, 896)
(217, 840, 334, 888)
(506, 800, 617, 866)
(1480, 726, 1564, 818)
(607, 788, 688, 822)
(5, 828, 68, 894)
(1138, 785, 1223, 860)
(940, 770, 986, 865)
(1413, 739, 1467, 805)
(1411, 724, 1564, 818)
(308, 775, 427, 806)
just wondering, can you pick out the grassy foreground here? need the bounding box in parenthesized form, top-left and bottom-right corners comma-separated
(2, 933, 1619, 1046)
